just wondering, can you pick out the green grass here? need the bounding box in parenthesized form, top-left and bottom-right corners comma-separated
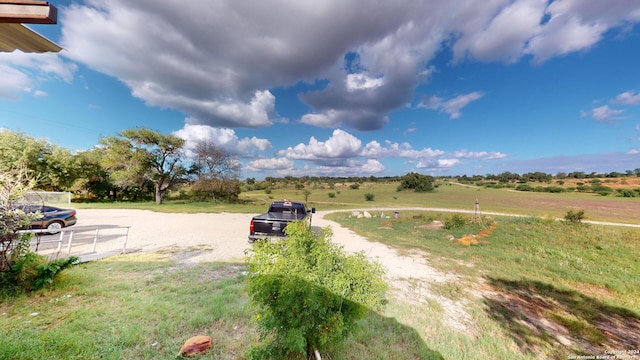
(74, 181, 640, 224)
(243, 181, 640, 224)
(0, 252, 444, 359)
(0, 253, 257, 359)
(326, 210, 640, 358)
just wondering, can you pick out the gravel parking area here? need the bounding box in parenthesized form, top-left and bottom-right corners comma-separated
(60, 209, 452, 283)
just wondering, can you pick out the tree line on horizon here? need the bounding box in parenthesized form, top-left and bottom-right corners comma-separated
(1, 129, 639, 204)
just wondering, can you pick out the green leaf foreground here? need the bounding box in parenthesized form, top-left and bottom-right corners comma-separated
(246, 221, 388, 359)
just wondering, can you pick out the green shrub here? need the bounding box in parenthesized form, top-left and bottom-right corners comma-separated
(246, 221, 387, 359)
(444, 214, 468, 229)
(397, 173, 434, 192)
(1, 169, 79, 294)
(328, 192, 336, 198)
(591, 185, 613, 196)
(546, 186, 565, 193)
(2, 253, 78, 292)
(364, 193, 375, 201)
(616, 189, 640, 198)
(349, 183, 360, 190)
(564, 209, 585, 224)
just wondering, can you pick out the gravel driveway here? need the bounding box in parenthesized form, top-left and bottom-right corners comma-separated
(58, 209, 452, 283)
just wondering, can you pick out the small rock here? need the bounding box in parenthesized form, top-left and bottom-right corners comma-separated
(363, 211, 372, 218)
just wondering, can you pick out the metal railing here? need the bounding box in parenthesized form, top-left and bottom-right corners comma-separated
(24, 226, 131, 260)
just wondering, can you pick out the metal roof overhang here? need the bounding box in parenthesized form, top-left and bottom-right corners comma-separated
(0, 1, 61, 53)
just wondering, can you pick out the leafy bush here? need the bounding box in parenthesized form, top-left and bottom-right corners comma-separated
(515, 184, 534, 192)
(444, 214, 468, 229)
(545, 186, 565, 193)
(397, 173, 434, 192)
(364, 193, 375, 201)
(564, 209, 585, 224)
(1, 169, 78, 294)
(516, 184, 565, 193)
(591, 185, 613, 196)
(2, 253, 79, 292)
(616, 188, 640, 198)
(246, 221, 387, 359)
(482, 182, 508, 189)
(349, 183, 360, 190)
(328, 192, 336, 198)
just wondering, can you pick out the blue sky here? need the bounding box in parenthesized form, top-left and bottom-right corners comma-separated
(1, 0, 640, 179)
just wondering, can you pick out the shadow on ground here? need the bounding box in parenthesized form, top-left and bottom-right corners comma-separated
(484, 277, 640, 358)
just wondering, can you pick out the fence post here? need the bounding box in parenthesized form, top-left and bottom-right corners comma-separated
(121, 226, 130, 254)
(65, 231, 74, 256)
(55, 231, 64, 257)
(92, 228, 100, 253)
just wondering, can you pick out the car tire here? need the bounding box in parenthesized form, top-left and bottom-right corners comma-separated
(44, 221, 64, 235)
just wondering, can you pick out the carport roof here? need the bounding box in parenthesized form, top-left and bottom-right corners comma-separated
(0, 1, 61, 53)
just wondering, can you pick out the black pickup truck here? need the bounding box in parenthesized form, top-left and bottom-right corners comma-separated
(248, 201, 315, 242)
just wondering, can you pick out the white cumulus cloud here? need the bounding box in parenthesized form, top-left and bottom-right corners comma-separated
(245, 157, 294, 171)
(276, 129, 362, 164)
(584, 105, 625, 122)
(346, 73, 385, 92)
(612, 90, 640, 105)
(173, 123, 271, 158)
(0, 52, 76, 100)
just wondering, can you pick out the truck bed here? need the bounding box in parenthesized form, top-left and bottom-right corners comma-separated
(248, 201, 312, 242)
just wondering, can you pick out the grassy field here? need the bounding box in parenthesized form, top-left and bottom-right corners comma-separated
(75, 180, 640, 224)
(239, 181, 640, 224)
(3, 181, 639, 359)
(0, 252, 442, 359)
(325, 210, 640, 358)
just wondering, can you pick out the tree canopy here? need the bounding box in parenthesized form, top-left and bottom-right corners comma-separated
(100, 128, 187, 204)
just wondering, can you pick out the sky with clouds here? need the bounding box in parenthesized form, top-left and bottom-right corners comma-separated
(1, 0, 640, 179)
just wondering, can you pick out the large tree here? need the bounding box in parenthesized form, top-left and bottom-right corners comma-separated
(191, 139, 240, 203)
(70, 148, 113, 201)
(101, 128, 186, 204)
(0, 130, 79, 191)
